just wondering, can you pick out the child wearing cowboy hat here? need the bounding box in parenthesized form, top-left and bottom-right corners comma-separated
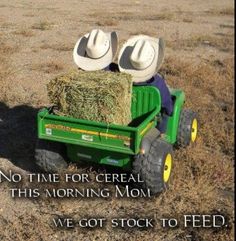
(73, 29, 119, 72)
(118, 35, 173, 133)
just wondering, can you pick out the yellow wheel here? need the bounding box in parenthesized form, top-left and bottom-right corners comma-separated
(191, 118, 198, 143)
(177, 110, 198, 147)
(164, 153, 172, 183)
(133, 138, 173, 194)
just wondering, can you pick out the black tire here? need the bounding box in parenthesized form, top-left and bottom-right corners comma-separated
(176, 109, 198, 147)
(132, 138, 173, 194)
(35, 139, 68, 172)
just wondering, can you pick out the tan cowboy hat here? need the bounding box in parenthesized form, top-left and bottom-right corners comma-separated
(73, 29, 118, 71)
(118, 35, 165, 83)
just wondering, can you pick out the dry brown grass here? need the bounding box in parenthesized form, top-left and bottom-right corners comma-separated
(32, 21, 53, 31)
(206, 7, 234, 16)
(89, 11, 174, 22)
(0, 22, 14, 30)
(168, 34, 234, 52)
(40, 43, 72, 52)
(149, 12, 173, 21)
(96, 19, 118, 26)
(0, 42, 16, 55)
(87, 11, 174, 31)
(182, 17, 193, 23)
(120, 12, 174, 21)
(32, 61, 64, 73)
(0, 40, 15, 102)
(220, 24, 234, 29)
(13, 29, 35, 37)
(23, 13, 35, 17)
(0, 39, 39, 105)
(0, 39, 60, 104)
(130, 29, 156, 36)
(160, 58, 234, 188)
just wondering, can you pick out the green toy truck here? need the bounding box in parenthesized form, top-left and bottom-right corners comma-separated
(35, 85, 198, 194)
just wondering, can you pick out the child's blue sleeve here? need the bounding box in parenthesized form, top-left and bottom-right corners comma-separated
(151, 75, 173, 115)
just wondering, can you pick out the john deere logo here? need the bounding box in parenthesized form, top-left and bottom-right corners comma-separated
(81, 134, 93, 142)
(45, 128, 52, 135)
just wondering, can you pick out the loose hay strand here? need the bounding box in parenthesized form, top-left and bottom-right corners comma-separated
(47, 70, 133, 125)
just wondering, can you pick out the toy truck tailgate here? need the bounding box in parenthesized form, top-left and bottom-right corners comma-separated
(38, 108, 138, 155)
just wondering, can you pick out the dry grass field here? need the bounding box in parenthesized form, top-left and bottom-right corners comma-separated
(0, 0, 234, 240)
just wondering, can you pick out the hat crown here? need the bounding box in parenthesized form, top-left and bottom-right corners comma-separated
(86, 29, 110, 59)
(130, 39, 155, 70)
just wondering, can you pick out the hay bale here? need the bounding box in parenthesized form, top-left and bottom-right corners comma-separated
(47, 70, 133, 125)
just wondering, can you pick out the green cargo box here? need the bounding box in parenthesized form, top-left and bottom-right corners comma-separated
(37, 86, 185, 168)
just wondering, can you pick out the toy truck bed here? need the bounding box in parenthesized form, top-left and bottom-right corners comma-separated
(37, 86, 185, 168)
(37, 86, 161, 155)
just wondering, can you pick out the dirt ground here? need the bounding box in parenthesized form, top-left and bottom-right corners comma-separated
(0, 0, 234, 240)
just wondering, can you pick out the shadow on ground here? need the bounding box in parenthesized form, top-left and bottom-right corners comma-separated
(0, 102, 132, 176)
(0, 102, 41, 172)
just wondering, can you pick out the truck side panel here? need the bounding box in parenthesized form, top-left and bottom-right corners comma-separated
(38, 109, 137, 155)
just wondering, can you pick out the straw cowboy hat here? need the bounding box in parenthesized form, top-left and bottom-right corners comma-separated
(73, 29, 118, 71)
(118, 35, 165, 83)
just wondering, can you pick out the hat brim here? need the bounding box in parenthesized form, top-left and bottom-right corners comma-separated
(73, 31, 118, 71)
(118, 35, 165, 83)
